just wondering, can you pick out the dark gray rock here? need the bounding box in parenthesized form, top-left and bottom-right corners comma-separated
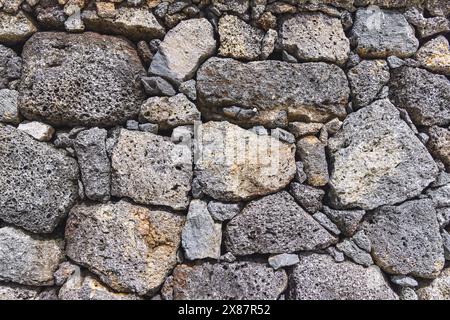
(181, 199, 222, 260)
(348, 60, 390, 108)
(328, 99, 438, 210)
(141, 76, 176, 97)
(0, 44, 22, 89)
(271, 128, 295, 144)
(225, 191, 337, 256)
(390, 66, 450, 127)
(19, 32, 146, 127)
(167, 261, 287, 300)
(207, 201, 241, 222)
(363, 199, 445, 279)
(0, 124, 79, 233)
(149, 18, 216, 85)
(0, 282, 41, 300)
(426, 183, 450, 208)
(74, 128, 111, 202)
(351, 6, 418, 58)
(294, 161, 307, 184)
(65, 200, 185, 295)
(288, 253, 398, 300)
(313, 212, 341, 236)
(352, 230, 371, 252)
(336, 239, 374, 267)
(0, 89, 20, 124)
(0, 226, 64, 286)
(289, 182, 325, 214)
(111, 129, 193, 211)
(322, 206, 365, 237)
(197, 58, 349, 128)
(179, 79, 197, 101)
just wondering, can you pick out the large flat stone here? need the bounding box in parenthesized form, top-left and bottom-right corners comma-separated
(19, 32, 146, 127)
(196, 58, 349, 127)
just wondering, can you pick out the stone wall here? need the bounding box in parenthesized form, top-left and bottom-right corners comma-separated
(0, 0, 449, 300)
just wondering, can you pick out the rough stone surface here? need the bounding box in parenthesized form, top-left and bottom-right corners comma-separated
(416, 268, 450, 300)
(65, 200, 185, 295)
(81, 7, 165, 41)
(207, 201, 240, 222)
(225, 191, 337, 256)
(0, 226, 64, 286)
(296, 136, 329, 187)
(348, 60, 390, 108)
(0, 124, 79, 233)
(391, 275, 418, 288)
(322, 206, 365, 237)
(181, 200, 222, 260)
(19, 32, 146, 127)
(218, 15, 264, 61)
(389, 66, 450, 127)
(111, 129, 192, 211)
(0, 89, 20, 124)
(289, 182, 324, 214)
(167, 261, 287, 300)
(0, 11, 37, 45)
(351, 6, 419, 58)
(288, 253, 398, 300)
(336, 239, 374, 267)
(328, 99, 438, 210)
(416, 36, 450, 76)
(195, 121, 296, 202)
(139, 94, 201, 130)
(74, 127, 110, 202)
(0, 44, 22, 89)
(59, 269, 142, 300)
(141, 76, 176, 97)
(427, 128, 450, 173)
(149, 18, 216, 85)
(197, 58, 350, 127)
(363, 199, 445, 279)
(281, 12, 350, 65)
(0, 282, 41, 300)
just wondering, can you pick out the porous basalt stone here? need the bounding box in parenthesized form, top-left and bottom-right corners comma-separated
(194, 121, 296, 202)
(111, 129, 193, 211)
(65, 200, 185, 295)
(197, 58, 350, 127)
(0, 11, 37, 45)
(19, 32, 146, 127)
(328, 99, 438, 210)
(0, 124, 79, 233)
(225, 191, 337, 256)
(167, 261, 287, 300)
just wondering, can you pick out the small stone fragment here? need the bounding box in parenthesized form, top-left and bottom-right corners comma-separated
(139, 94, 201, 130)
(294, 161, 307, 184)
(141, 76, 176, 97)
(179, 79, 196, 101)
(327, 246, 345, 263)
(271, 127, 295, 144)
(427, 126, 450, 171)
(207, 201, 240, 222)
(181, 199, 222, 260)
(138, 123, 158, 134)
(289, 182, 324, 214)
(416, 268, 450, 300)
(313, 212, 340, 236)
(296, 136, 329, 187)
(288, 122, 323, 139)
(336, 239, 374, 267)
(0, 226, 64, 286)
(391, 275, 418, 288)
(0, 11, 37, 45)
(260, 29, 277, 60)
(17, 121, 54, 142)
(74, 127, 110, 202)
(322, 206, 365, 237)
(351, 230, 371, 253)
(426, 183, 450, 208)
(225, 191, 337, 256)
(268, 253, 300, 270)
(400, 287, 418, 300)
(0, 89, 20, 124)
(168, 261, 287, 300)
